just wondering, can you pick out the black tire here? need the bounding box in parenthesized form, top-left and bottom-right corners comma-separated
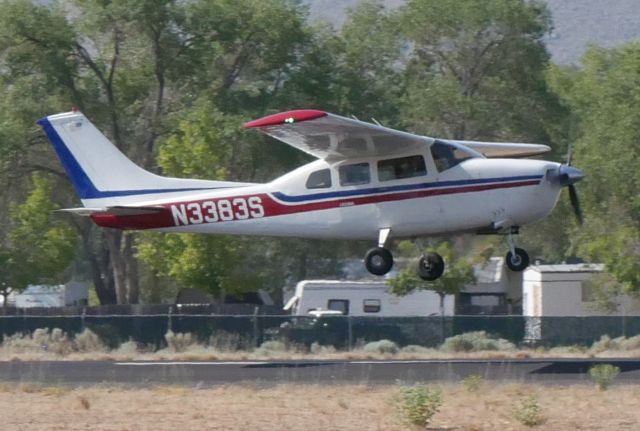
(506, 247, 530, 272)
(417, 252, 445, 281)
(364, 247, 394, 276)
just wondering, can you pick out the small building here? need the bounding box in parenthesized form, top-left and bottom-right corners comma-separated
(521, 263, 640, 317)
(284, 280, 454, 317)
(15, 282, 88, 308)
(521, 263, 640, 344)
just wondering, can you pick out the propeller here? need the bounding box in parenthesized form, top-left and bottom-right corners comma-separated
(560, 142, 584, 225)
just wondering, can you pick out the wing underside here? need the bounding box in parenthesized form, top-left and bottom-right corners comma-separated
(245, 110, 551, 160)
(245, 110, 430, 160)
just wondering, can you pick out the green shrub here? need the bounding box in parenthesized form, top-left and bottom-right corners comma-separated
(441, 331, 515, 352)
(462, 374, 484, 392)
(394, 385, 442, 427)
(589, 363, 620, 390)
(512, 394, 544, 427)
(363, 339, 399, 354)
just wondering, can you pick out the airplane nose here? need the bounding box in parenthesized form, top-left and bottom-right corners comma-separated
(558, 164, 585, 185)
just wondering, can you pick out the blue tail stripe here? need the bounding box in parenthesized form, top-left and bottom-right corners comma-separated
(37, 117, 219, 200)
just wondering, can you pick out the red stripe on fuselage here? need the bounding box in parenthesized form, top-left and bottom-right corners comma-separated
(90, 179, 540, 230)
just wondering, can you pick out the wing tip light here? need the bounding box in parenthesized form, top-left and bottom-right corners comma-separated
(244, 109, 327, 129)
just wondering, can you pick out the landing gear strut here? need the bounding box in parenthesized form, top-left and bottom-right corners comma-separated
(505, 231, 530, 272)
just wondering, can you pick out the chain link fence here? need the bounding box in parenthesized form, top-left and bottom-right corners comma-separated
(2, 307, 640, 349)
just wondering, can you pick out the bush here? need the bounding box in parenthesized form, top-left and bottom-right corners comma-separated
(512, 394, 544, 427)
(164, 330, 197, 353)
(362, 339, 399, 354)
(462, 374, 484, 392)
(310, 342, 336, 355)
(254, 340, 288, 356)
(400, 345, 433, 354)
(589, 364, 620, 390)
(208, 331, 250, 352)
(74, 328, 107, 353)
(2, 328, 74, 355)
(441, 331, 515, 352)
(394, 385, 442, 427)
(591, 335, 640, 353)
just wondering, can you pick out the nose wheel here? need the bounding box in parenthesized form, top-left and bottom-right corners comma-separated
(505, 231, 530, 272)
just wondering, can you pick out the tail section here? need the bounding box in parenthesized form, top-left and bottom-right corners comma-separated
(37, 111, 252, 207)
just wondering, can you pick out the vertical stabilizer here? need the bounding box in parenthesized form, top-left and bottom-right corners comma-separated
(37, 111, 251, 207)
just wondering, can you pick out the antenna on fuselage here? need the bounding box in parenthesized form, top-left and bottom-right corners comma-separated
(371, 118, 382, 127)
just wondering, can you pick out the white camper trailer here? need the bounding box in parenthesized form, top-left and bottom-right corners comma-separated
(284, 280, 454, 317)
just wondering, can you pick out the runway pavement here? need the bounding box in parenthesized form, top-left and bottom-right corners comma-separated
(1, 358, 640, 387)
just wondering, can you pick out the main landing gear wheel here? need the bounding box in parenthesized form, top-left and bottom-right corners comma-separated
(506, 247, 530, 272)
(417, 252, 445, 281)
(364, 247, 394, 276)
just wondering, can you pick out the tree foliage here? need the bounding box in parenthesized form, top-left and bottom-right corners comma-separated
(388, 242, 475, 316)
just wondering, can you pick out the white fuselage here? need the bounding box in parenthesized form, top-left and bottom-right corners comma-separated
(101, 148, 564, 241)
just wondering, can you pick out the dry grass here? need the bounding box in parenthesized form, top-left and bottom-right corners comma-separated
(0, 383, 638, 430)
(4, 328, 640, 361)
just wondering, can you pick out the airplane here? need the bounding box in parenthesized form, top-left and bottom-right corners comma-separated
(37, 109, 584, 280)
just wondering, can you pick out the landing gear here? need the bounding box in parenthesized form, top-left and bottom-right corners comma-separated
(364, 247, 394, 276)
(505, 231, 530, 272)
(506, 248, 529, 272)
(417, 252, 445, 281)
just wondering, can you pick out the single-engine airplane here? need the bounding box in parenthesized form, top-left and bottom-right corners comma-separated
(37, 109, 584, 280)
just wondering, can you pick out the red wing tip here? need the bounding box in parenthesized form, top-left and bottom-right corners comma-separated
(244, 110, 327, 129)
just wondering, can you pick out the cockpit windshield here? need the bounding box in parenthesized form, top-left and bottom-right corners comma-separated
(430, 140, 477, 172)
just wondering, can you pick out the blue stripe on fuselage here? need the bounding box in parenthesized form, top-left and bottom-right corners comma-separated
(37, 117, 219, 199)
(272, 175, 543, 203)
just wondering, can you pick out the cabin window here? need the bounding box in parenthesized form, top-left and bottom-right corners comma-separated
(378, 155, 426, 182)
(363, 299, 381, 313)
(431, 140, 474, 172)
(306, 168, 332, 189)
(327, 299, 349, 315)
(339, 162, 370, 186)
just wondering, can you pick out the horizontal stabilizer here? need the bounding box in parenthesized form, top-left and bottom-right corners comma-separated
(57, 206, 166, 216)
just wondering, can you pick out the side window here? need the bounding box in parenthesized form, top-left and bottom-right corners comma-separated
(306, 169, 332, 189)
(339, 163, 370, 186)
(431, 140, 474, 172)
(377, 155, 426, 182)
(363, 299, 381, 313)
(327, 299, 349, 315)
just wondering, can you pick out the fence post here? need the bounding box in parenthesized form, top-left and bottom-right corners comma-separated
(252, 307, 259, 348)
(81, 307, 86, 332)
(347, 316, 353, 351)
(167, 306, 173, 333)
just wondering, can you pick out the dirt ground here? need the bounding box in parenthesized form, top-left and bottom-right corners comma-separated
(1, 383, 638, 431)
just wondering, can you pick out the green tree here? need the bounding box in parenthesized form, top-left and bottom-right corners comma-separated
(398, 0, 561, 143)
(0, 176, 77, 306)
(548, 44, 640, 292)
(388, 242, 475, 317)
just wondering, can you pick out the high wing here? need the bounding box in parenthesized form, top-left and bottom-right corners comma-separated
(446, 140, 551, 158)
(244, 109, 551, 160)
(244, 110, 430, 160)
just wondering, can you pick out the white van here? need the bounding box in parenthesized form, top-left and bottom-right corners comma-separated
(284, 280, 454, 317)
